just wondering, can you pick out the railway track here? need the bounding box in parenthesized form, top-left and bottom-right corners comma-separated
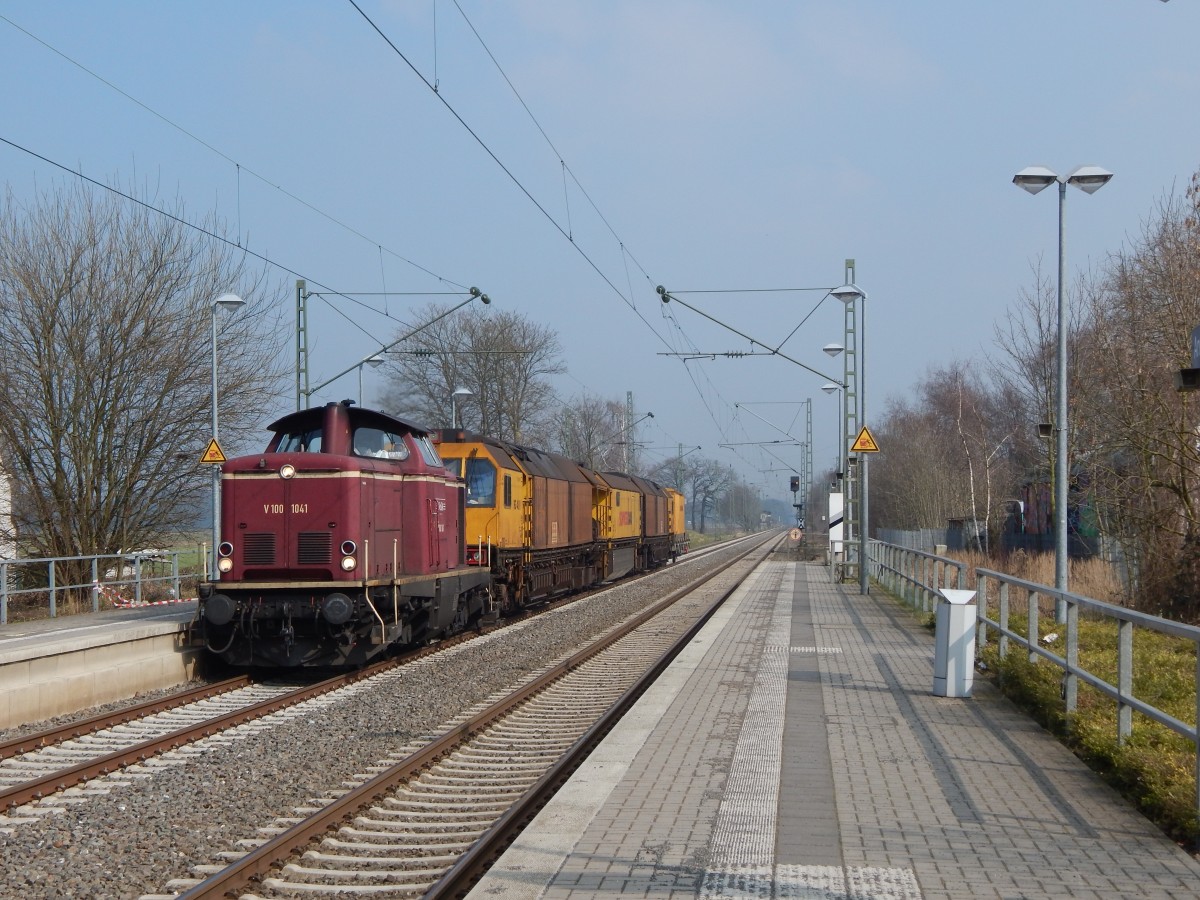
(0, 537, 745, 827)
(0, 672, 382, 819)
(158, 531, 779, 899)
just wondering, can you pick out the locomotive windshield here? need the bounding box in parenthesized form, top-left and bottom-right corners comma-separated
(465, 458, 496, 507)
(276, 428, 323, 453)
(353, 426, 411, 460)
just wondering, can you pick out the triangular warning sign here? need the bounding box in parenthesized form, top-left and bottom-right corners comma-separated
(200, 439, 227, 464)
(851, 426, 880, 453)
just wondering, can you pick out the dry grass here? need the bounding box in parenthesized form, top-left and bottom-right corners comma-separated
(950, 549, 1126, 606)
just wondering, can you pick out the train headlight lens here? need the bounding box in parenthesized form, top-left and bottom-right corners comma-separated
(217, 557, 234, 573)
(218, 542, 234, 558)
(279, 464, 296, 479)
(340, 556, 357, 571)
(340, 540, 357, 555)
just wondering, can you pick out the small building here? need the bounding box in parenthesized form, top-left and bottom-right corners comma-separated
(946, 516, 985, 552)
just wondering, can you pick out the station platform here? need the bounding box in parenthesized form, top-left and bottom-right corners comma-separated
(0, 602, 198, 729)
(471, 558, 1200, 899)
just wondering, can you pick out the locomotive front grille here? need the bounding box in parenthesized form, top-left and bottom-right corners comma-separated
(243, 533, 277, 566)
(297, 532, 332, 565)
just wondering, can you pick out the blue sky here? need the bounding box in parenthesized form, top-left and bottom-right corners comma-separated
(2, 1, 1195, 502)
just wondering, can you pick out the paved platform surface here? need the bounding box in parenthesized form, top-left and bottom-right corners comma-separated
(0, 602, 195, 664)
(471, 558, 1200, 899)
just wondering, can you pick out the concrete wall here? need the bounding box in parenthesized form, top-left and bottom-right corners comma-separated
(0, 621, 202, 730)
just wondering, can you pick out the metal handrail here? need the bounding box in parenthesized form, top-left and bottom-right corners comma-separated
(0, 550, 198, 624)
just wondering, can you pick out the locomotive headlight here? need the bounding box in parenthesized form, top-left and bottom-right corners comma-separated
(218, 542, 234, 558)
(217, 557, 234, 573)
(340, 555, 357, 571)
(279, 464, 296, 479)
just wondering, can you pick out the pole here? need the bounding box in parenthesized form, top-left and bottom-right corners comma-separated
(859, 292, 869, 596)
(210, 307, 220, 581)
(1054, 180, 1068, 619)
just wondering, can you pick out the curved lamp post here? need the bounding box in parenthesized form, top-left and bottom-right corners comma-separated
(210, 293, 246, 580)
(1013, 165, 1112, 615)
(358, 354, 385, 406)
(451, 387, 473, 429)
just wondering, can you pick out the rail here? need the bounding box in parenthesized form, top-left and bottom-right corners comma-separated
(870, 539, 1200, 825)
(0, 550, 196, 624)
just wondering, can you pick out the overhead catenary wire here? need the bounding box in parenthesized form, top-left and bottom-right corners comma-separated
(447, 0, 659, 287)
(0, 135, 481, 350)
(347, 0, 675, 352)
(0, 13, 467, 296)
(10, 8, 805, 483)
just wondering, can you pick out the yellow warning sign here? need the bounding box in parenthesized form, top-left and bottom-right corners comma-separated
(200, 439, 227, 464)
(851, 426, 880, 453)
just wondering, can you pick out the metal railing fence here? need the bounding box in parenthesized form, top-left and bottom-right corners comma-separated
(0, 551, 194, 624)
(872, 541, 968, 612)
(870, 539, 1200, 825)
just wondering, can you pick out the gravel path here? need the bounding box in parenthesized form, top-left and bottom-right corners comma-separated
(0, 545, 749, 899)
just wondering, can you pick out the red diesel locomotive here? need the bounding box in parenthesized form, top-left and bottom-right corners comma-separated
(193, 401, 491, 667)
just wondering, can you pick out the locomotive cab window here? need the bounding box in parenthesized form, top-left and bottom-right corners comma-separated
(465, 458, 497, 507)
(503, 474, 512, 508)
(276, 428, 323, 453)
(416, 435, 442, 467)
(353, 427, 410, 460)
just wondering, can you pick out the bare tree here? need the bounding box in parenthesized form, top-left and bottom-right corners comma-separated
(1075, 185, 1200, 613)
(379, 303, 563, 443)
(555, 394, 628, 470)
(0, 181, 286, 559)
(869, 362, 1020, 548)
(645, 449, 694, 493)
(870, 394, 965, 530)
(715, 478, 760, 531)
(991, 261, 1059, 461)
(688, 458, 733, 533)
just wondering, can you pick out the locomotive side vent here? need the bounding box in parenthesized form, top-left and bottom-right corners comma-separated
(297, 532, 332, 565)
(243, 533, 277, 566)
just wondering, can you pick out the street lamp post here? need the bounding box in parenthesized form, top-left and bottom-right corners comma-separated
(358, 354, 385, 406)
(1013, 165, 1113, 617)
(822, 342, 846, 479)
(816, 381, 844, 566)
(210, 293, 246, 580)
(451, 387, 473, 429)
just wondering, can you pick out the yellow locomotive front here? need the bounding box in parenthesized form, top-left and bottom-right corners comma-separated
(436, 432, 527, 565)
(435, 429, 600, 609)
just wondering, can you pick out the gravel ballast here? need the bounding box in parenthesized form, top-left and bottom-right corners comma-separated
(0, 543, 754, 899)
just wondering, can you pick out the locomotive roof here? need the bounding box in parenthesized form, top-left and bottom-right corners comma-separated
(440, 429, 597, 485)
(621, 473, 668, 498)
(267, 403, 430, 438)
